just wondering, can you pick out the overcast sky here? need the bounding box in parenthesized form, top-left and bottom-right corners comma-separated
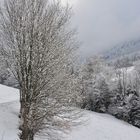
(65, 0, 140, 57)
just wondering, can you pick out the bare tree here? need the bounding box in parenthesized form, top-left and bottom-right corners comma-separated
(0, 0, 80, 140)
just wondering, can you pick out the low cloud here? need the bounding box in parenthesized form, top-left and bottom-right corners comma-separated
(72, 0, 140, 57)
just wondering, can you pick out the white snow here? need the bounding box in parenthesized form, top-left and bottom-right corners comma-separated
(0, 84, 19, 140)
(0, 84, 140, 140)
(0, 84, 19, 103)
(65, 111, 140, 140)
(0, 101, 19, 140)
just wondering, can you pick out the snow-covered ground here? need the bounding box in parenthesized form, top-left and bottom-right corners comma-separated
(66, 112, 140, 140)
(0, 84, 19, 104)
(0, 85, 19, 140)
(0, 84, 140, 140)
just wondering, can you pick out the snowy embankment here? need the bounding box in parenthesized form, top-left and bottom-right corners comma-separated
(0, 84, 140, 140)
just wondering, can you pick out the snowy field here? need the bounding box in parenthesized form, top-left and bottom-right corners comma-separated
(0, 84, 140, 140)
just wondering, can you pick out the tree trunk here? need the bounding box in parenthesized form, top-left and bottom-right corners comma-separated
(20, 104, 34, 140)
(20, 129, 34, 140)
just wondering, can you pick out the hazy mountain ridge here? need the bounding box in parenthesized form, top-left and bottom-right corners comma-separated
(103, 39, 140, 61)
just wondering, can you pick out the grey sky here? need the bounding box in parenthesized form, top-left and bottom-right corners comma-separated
(70, 0, 140, 57)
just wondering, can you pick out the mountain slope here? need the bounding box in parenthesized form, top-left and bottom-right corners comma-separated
(104, 39, 140, 61)
(0, 85, 140, 140)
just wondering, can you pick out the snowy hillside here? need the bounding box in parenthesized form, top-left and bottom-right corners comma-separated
(103, 39, 140, 61)
(66, 112, 140, 140)
(0, 84, 140, 140)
